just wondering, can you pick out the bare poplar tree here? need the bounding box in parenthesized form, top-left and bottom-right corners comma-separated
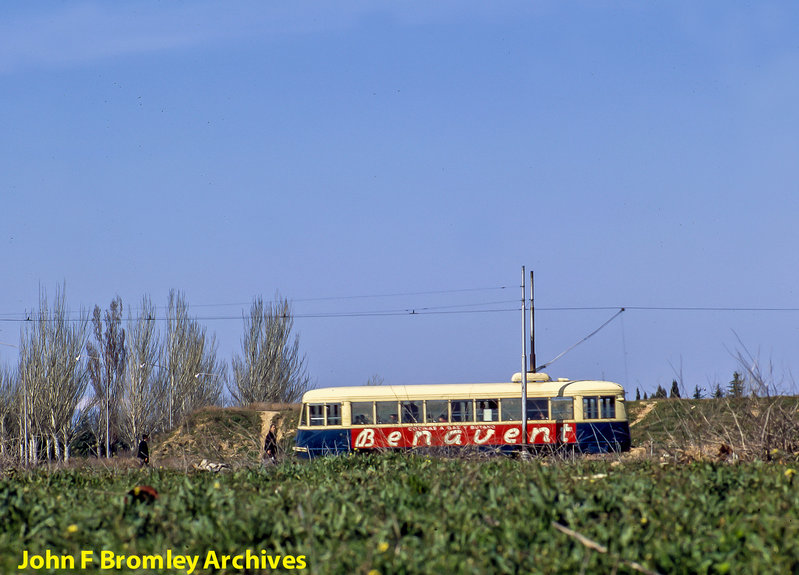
(85, 296, 127, 457)
(119, 295, 164, 446)
(162, 290, 224, 428)
(0, 366, 19, 459)
(18, 285, 88, 463)
(365, 374, 385, 386)
(231, 295, 310, 405)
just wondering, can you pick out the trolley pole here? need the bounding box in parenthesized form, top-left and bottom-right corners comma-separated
(530, 270, 536, 373)
(521, 267, 528, 448)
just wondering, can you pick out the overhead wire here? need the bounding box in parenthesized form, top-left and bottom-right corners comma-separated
(535, 308, 626, 372)
(4, 296, 799, 323)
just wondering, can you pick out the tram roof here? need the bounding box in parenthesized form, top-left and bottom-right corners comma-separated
(301, 377, 625, 402)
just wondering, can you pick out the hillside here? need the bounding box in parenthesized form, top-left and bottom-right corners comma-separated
(149, 404, 300, 467)
(626, 395, 799, 460)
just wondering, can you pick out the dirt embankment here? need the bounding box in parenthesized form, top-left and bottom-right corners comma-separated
(629, 401, 656, 427)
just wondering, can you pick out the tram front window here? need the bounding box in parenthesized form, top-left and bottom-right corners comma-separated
(309, 404, 325, 426)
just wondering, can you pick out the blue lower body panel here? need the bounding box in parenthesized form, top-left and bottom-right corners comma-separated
(575, 422, 631, 453)
(295, 429, 351, 459)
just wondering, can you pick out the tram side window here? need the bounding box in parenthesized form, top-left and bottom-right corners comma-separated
(600, 396, 616, 419)
(501, 398, 521, 421)
(550, 397, 574, 420)
(309, 404, 326, 426)
(451, 400, 474, 422)
(327, 403, 342, 426)
(351, 402, 374, 425)
(526, 398, 549, 421)
(376, 401, 399, 424)
(583, 397, 599, 420)
(476, 399, 499, 422)
(426, 400, 449, 423)
(401, 401, 421, 424)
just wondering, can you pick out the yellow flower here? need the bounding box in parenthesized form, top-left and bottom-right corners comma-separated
(785, 468, 796, 478)
(640, 517, 648, 526)
(67, 524, 79, 533)
(214, 481, 221, 489)
(377, 542, 389, 553)
(368, 570, 380, 575)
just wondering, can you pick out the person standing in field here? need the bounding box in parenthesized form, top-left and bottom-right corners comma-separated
(137, 434, 150, 467)
(264, 423, 278, 464)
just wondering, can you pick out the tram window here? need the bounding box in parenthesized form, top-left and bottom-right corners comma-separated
(451, 400, 473, 422)
(327, 403, 342, 426)
(583, 397, 599, 420)
(376, 401, 399, 424)
(550, 397, 574, 420)
(426, 400, 449, 423)
(526, 398, 549, 421)
(476, 399, 499, 422)
(309, 404, 326, 426)
(501, 398, 521, 421)
(600, 396, 616, 419)
(401, 401, 421, 424)
(351, 402, 374, 425)
(300, 404, 309, 426)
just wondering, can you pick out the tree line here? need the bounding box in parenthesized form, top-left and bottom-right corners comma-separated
(635, 371, 751, 401)
(0, 287, 309, 464)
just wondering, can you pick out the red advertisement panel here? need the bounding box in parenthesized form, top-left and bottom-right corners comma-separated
(351, 423, 576, 449)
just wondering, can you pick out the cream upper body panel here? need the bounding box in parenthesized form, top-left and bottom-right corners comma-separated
(301, 375, 625, 404)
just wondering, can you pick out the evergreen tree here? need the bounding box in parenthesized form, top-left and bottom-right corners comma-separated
(693, 385, 704, 399)
(653, 385, 668, 399)
(713, 383, 724, 398)
(670, 380, 681, 398)
(728, 371, 745, 398)
(643, 392, 648, 400)
(635, 388, 641, 401)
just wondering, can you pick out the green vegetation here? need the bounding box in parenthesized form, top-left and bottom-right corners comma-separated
(1, 454, 798, 574)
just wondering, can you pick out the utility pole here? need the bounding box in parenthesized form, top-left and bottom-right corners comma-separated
(530, 269, 536, 373)
(521, 267, 528, 448)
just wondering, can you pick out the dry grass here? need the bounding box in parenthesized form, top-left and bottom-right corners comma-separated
(629, 395, 799, 462)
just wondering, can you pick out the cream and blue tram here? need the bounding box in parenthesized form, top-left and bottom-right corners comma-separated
(293, 373, 630, 458)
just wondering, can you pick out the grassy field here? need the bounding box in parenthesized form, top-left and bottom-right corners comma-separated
(2, 454, 799, 574)
(1, 398, 798, 574)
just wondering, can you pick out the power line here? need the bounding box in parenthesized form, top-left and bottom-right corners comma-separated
(539, 306, 799, 312)
(4, 302, 799, 323)
(0, 285, 511, 318)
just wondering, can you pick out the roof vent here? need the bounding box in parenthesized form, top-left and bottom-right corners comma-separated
(511, 372, 552, 383)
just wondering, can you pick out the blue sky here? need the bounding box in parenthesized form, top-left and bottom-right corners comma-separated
(2, 1, 798, 396)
